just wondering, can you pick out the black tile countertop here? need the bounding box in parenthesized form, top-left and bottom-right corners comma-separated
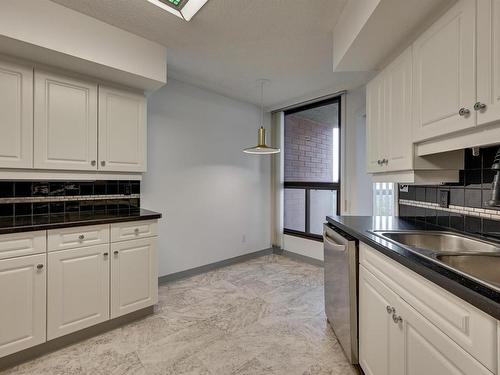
(0, 208, 162, 235)
(326, 215, 500, 320)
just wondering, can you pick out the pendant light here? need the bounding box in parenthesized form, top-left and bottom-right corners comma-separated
(243, 79, 280, 155)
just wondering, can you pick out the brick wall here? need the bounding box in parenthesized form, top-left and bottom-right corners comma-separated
(284, 115, 334, 182)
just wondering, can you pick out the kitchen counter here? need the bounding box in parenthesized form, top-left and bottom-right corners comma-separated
(326, 215, 500, 320)
(0, 208, 162, 235)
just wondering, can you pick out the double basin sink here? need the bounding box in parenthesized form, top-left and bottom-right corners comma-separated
(372, 231, 500, 292)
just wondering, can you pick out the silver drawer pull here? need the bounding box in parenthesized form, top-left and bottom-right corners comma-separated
(78, 234, 85, 240)
(134, 228, 140, 235)
(36, 264, 44, 270)
(386, 305, 395, 314)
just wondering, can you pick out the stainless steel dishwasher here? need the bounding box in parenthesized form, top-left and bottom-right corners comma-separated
(323, 223, 358, 364)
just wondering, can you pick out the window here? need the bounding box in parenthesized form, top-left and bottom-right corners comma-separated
(283, 97, 341, 240)
(373, 182, 395, 216)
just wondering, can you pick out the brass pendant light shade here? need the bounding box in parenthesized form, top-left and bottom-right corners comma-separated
(243, 79, 280, 155)
(243, 126, 280, 154)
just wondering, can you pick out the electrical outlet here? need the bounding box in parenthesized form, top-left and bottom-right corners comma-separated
(439, 190, 449, 208)
(399, 184, 409, 193)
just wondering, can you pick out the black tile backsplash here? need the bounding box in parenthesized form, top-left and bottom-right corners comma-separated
(0, 180, 141, 217)
(399, 146, 500, 235)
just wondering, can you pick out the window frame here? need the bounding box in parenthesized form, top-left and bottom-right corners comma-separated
(283, 96, 341, 242)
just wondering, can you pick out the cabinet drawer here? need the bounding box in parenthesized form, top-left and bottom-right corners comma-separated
(360, 243, 497, 372)
(48, 225, 109, 252)
(110, 220, 157, 242)
(0, 231, 46, 260)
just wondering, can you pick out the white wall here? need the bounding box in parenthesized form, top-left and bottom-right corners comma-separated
(142, 79, 272, 277)
(344, 86, 373, 215)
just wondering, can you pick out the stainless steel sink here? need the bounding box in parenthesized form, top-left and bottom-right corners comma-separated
(371, 230, 500, 291)
(378, 231, 500, 254)
(436, 254, 500, 289)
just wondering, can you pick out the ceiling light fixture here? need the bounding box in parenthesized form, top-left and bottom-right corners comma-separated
(244, 79, 280, 155)
(147, 0, 208, 21)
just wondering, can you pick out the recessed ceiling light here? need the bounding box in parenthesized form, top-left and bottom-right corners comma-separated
(147, 0, 208, 21)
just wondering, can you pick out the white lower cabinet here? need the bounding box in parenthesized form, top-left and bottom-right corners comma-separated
(359, 246, 497, 375)
(111, 237, 158, 318)
(0, 254, 46, 358)
(47, 244, 110, 340)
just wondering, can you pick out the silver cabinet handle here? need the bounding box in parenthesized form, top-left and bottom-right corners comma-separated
(91, 160, 96, 166)
(474, 102, 487, 111)
(134, 228, 140, 235)
(458, 108, 470, 116)
(386, 305, 395, 314)
(114, 250, 119, 255)
(392, 313, 403, 324)
(101, 161, 106, 167)
(36, 264, 44, 270)
(382, 158, 388, 165)
(103, 252, 109, 257)
(78, 234, 85, 240)
(377, 160, 381, 165)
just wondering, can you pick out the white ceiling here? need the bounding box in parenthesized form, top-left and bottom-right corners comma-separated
(293, 103, 339, 128)
(50, 0, 374, 108)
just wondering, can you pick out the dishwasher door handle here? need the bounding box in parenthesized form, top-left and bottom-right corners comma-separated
(324, 234, 347, 252)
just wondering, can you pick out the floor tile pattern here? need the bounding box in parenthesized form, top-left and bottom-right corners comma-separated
(3, 255, 358, 375)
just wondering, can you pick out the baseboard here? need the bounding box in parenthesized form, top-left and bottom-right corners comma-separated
(0, 306, 154, 371)
(275, 248, 324, 267)
(158, 247, 274, 284)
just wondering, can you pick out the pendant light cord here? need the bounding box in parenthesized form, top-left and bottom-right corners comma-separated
(260, 80, 264, 127)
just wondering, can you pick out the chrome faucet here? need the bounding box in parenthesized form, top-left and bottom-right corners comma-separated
(488, 147, 500, 207)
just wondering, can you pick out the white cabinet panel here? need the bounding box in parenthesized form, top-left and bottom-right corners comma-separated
(477, 0, 500, 126)
(412, 0, 476, 141)
(34, 70, 97, 170)
(48, 224, 109, 252)
(0, 231, 46, 260)
(110, 220, 157, 243)
(0, 254, 46, 357)
(98, 86, 146, 172)
(359, 266, 400, 375)
(399, 300, 493, 375)
(366, 74, 385, 173)
(111, 237, 157, 318)
(385, 47, 413, 171)
(0, 59, 33, 168)
(47, 245, 109, 340)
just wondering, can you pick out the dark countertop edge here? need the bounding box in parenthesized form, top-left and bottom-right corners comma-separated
(0, 210, 162, 235)
(326, 216, 500, 320)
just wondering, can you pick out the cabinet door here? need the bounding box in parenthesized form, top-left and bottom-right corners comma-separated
(34, 70, 98, 170)
(477, 0, 500, 126)
(366, 74, 385, 173)
(359, 266, 401, 375)
(111, 237, 157, 318)
(412, 0, 476, 141)
(98, 86, 146, 172)
(0, 254, 46, 358)
(398, 299, 493, 375)
(47, 245, 109, 340)
(0, 59, 33, 168)
(385, 47, 413, 172)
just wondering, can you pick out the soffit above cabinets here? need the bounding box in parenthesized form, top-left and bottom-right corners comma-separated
(0, 0, 167, 92)
(332, 0, 457, 73)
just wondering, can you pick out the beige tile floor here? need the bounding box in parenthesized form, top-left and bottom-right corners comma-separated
(3, 254, 359, 375)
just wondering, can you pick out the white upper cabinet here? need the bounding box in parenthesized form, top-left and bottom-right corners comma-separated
(366, 74, 385, 173)
(477, 0, 500, 127)
(98, 86, 147, 172)
(0, 60, 33, 169)
(34, 70, 98, 170)
(412, 0, 476, 142)
(384, 47, 413, 171)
